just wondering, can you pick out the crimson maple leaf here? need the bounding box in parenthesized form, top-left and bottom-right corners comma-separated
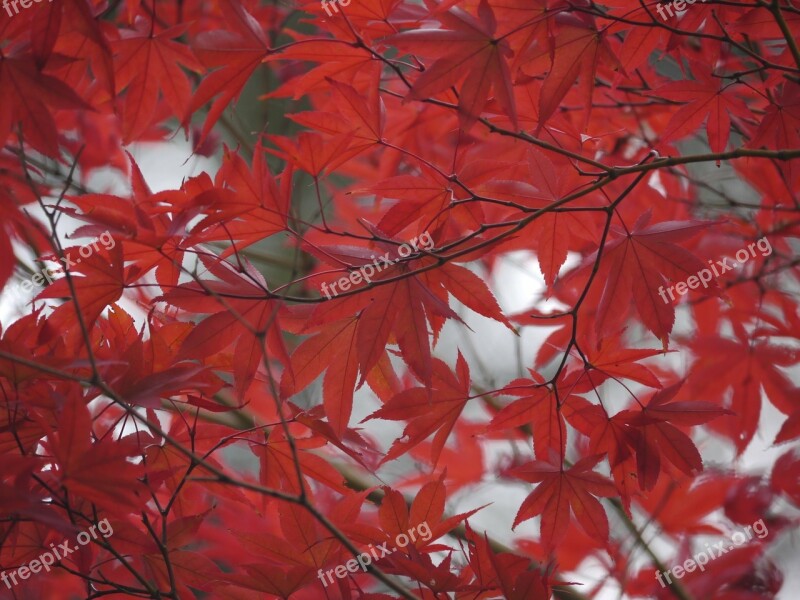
(112, 19, 203, 143)
(616, 382, 730, 490)
(161, 253, 291, 397)
(487, 373, 568, 461)
(41, 395, 146, 513)
(510, 453, 617, 549)
(577, 211, 719, 344)
(536, 14, 619, 131)
(650, 61, 750, 153)
(186, 0, 270, 144)
(686, 331, 798, 453)
(366, 354, 471, 464)
(385, 0, 517, 127)
(0, 52, 91, 156)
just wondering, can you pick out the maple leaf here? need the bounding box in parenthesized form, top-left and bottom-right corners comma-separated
(289, 78, 386, 158)
(461, 523, 554, 600)
(53, 0, 116, 96)
(0, 52, 91, 156)
(366, 354, 471, 465)
(636, 473, 736, 536)
(283, 233, 497, 439)
(772, 450, 800, 507)
(403, 422, 486, 492)
(775, 408, 800, 444)
(264, 38, 379, 99)
(487, 374, 567, 461)
(385, 0, 517, 127)
(686, 332, 799, 453)
(565, 397, 639, 511)
(381, 472, 482, 542)
(617, 382, 731, 490)
(190, 144, 291, 253)
(609, 17, 666, 76)
(582, 211, 719, 344)
(267, 130, 359, 177)
(161, 254, 291, 397)
(65, 155, 207, 290)
(298, 230, 508, 401)
(649, 61, 750, 153)
(370, 161, 496, 237)
(41, 395, 146, 513)
(280, 316, 361, 437)
(521, 148, 587, 287)
(676, 546, 770, 599)
(227, 502, 349, 596)
(581, 335, 665, 388)
(251, 426, 349, 494)
(748, 80, 800, 151)
(95, 306, 224, 408)
(510, 454, 617, 549)
(36, 242, 126, 350)
(112, 19, 203, 143)
(536, 15, 619, 131)
(185, 0, 270, 144)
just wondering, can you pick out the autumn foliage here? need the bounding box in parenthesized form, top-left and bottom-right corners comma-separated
(1, 0, 800, 597)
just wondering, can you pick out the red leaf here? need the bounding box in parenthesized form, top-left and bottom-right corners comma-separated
(511, 454, 616, 548)
(113, 22, 203, 143)
(385, 0, 516, 127)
